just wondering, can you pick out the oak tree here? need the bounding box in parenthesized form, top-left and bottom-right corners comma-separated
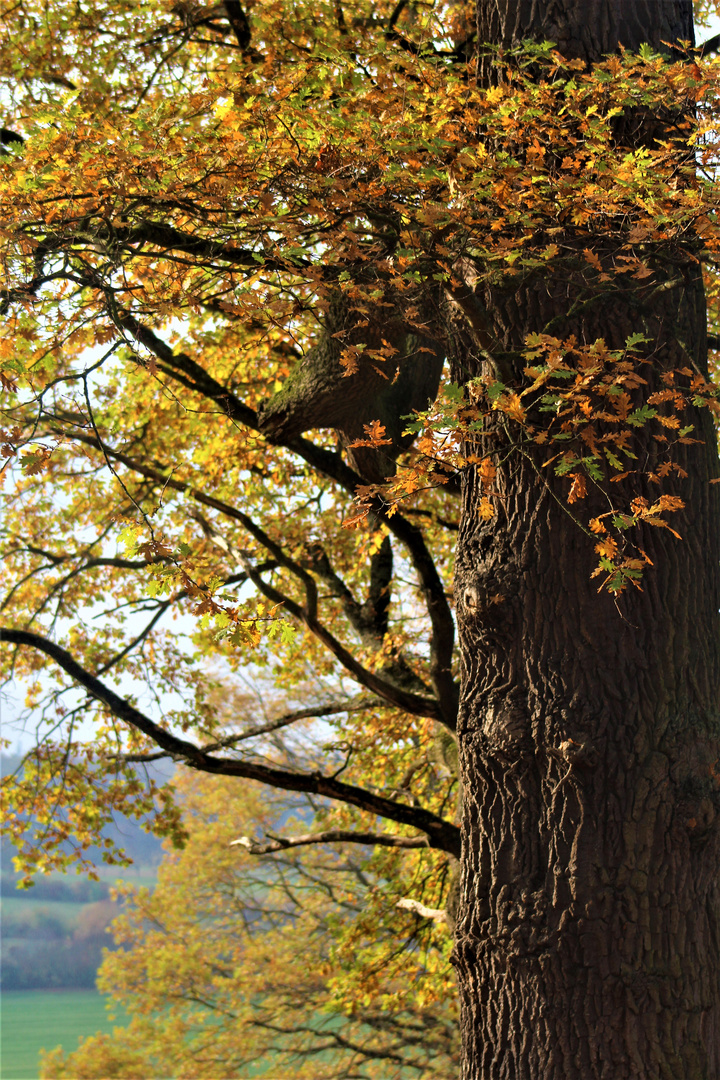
(1, 0, 719, 1076)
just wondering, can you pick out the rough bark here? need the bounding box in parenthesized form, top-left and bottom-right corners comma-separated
(452, 2, 720, 1077)
(476, 0, 695, 77)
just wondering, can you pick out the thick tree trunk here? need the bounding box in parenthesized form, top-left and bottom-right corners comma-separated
(476, 0, 695, 73)
(453, 2, 720, 1077)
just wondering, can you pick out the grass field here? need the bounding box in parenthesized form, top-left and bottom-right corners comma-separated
(0, 989, 128, 1080)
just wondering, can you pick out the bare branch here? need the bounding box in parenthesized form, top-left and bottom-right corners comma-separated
(111, 307, 259, 428)
(239, 556, 441, 720)
(303, 540, 431, 697)
(201, 696, 377, 751)
(388, 0, 409, 29)
(223, 1, 252, 49)
(384, 514, 458, 729)
(231, 829, 431, 854)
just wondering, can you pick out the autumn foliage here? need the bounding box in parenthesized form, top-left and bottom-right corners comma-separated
(40, 769, 459, 1079)
(1, 0, 720, 1074)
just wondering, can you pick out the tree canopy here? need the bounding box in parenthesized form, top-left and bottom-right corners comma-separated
(2, 0, 718, 865)
(1, 0, 720, 1075)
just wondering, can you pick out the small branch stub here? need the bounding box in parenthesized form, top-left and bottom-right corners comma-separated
(396, 897, 448, 924)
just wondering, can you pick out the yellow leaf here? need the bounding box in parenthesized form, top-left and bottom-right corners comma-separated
(595, 537, 618, 558)
(478, 496, 494, 520)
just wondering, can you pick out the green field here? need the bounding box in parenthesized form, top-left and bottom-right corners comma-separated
(0, 990, 128, 1080)
(1, 898, 86, 926)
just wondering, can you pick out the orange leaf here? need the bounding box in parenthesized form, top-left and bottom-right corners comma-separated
(348, 420, 392, 448)
(567, 472, 587, 503)
(478, 458, 497, 486)
(595, 537, 618, 558)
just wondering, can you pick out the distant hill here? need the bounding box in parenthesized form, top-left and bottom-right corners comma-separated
(1, 754, 171, 988)
(1, 752, 172, 880)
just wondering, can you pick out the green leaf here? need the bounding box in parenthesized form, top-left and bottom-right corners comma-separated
(604, 447, 624, 470)
(627, 405, 657, 427)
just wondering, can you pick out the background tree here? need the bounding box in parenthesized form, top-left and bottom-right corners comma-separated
(1, 1, 719, 1077)
(41, 766, 459, 1080)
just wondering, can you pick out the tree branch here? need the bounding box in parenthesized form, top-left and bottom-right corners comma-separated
(301, 541, 431, 697)
(118, 698, 376, 759)
(383, 513, 458, 729)
(107, 221, 303, 272)
(48, 309, 458, 725)
(700, 33, 720, 55)
(0, 629, 461, 856)
(49, 432, 442, 720)
(239, 555, 441, 720)
(112, 307, 258, 428)
(223, 1, 252, 50)
(396, 896, 448, 923)
(200, 696, 377, 751)
(230, 829, 431, 854)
